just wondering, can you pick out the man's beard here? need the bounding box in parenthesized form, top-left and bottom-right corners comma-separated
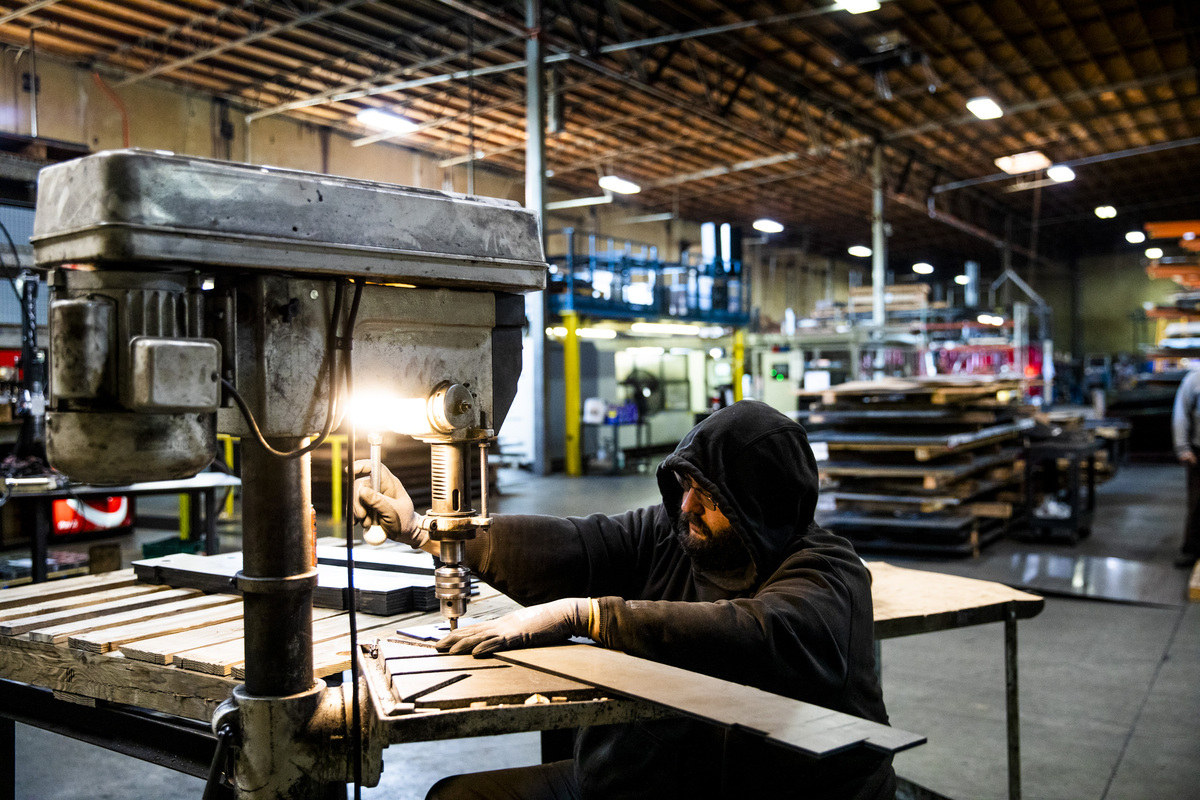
(674, 512, 751, 572)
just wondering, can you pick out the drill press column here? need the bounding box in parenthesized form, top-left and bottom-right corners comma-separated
(239, 439, 315, 696)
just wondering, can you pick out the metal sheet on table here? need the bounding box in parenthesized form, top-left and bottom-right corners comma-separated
(498, 645, 924, 758)
(1000, 553, 1187, 607)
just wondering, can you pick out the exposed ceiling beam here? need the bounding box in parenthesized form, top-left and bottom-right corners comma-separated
(0, 0, 64, 27)
(245, 33, 521, 121)
(118, 0, 372, 87)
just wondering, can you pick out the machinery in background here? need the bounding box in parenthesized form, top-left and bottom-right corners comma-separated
(32, 149, 545, 798)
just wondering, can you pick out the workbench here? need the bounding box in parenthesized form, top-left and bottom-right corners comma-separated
(869, 561, 1044, 800)
(3, 472, 241, 584)
(0, 560, 1041, 799)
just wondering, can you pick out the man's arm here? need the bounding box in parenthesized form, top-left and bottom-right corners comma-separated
(1173, 373, 1198, 462)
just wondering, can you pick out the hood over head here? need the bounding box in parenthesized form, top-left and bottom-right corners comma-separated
(658, 401, 820, 582)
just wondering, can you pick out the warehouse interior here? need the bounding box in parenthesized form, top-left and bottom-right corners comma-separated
(0, 1, 1198, 799)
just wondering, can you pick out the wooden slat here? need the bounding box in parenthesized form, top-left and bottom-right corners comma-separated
(70, 600, 246, 653)
(232, 609, 423, 680)
(175, 637, 246, 677)
(120, 617, 247, 665)
(119, 607, 345, 665)
(3, 588, 199, 637)
(1189, 560, 1200, 603)
(28, 594, 235, 645)
(0, 584, 169, 623)
(0, 569, 138, 610)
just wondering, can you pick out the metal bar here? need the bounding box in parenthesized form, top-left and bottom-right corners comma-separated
(526, 0, 548, 477)
(0, 0, 63, 27)
(1, 709, 12, 800)
(118, 0, 372, 88)
(886, 60, 1196, 143)
(0, 679, 219, 780)
(433, 0, 526, 38)
(933, 135, 1200, 194)
(871, 145, 886, 328)
(204, 488, 219, 556)
(1005, 606, 1021, 800)
(31, 500, 47, 584)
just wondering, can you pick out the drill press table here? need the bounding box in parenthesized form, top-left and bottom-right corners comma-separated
(0, 560, 1034, 797)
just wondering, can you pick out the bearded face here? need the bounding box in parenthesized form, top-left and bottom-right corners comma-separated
(674, 510, 751, 572)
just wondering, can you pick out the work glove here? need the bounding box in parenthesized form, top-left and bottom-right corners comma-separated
(435, 598, 593, 656)
(352, 460, 429, 550)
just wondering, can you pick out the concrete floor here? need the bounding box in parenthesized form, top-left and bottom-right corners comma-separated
(11, 461, 1200, 800)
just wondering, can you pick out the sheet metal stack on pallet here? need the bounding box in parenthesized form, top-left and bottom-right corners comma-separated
(132, 541, 458, 615)
(804, 376, 1032, 557)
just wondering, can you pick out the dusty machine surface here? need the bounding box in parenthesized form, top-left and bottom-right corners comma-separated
(32, 149, 546, 798)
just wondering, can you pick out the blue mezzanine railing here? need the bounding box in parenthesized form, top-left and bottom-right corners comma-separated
(546, 229, 751, 325)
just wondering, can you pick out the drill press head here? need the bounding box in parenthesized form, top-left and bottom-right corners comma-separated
(30, 149, 545, 487)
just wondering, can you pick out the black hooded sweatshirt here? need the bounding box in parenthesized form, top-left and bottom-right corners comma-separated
(463, 400, 894, 799)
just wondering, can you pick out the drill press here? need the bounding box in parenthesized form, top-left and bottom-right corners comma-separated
(31, 149, 545, 798)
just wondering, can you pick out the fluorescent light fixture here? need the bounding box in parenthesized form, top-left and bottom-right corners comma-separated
(1185, 231, 1196, 241)
(977, 314, 1005, 326)
(709, 348, 724, 359)
(836, 0, 881, 12)
(966, 97, 1003, 120)
(954, 274, 971, 285)
(578, 327, 617, 339)
(994, 150, 1051, 175)
(1047, 164, 1075, 183)
(598, 175, 641, 194)
(1094, 205, 1117, 219)
(912, 262, 934, 275)
(847, 245, 872, 258)
(1125, 230, 1146, 244)
(1145, 247, 1164, 259)
(201, 278, 216, 291)
(625, 346, 665, 355)
(630, 322, 700, 335)
(356, 108, 418, 135)
(753, 219, 784, 233)
(698, 326, 726, 338)
(546, 326, 568, 337)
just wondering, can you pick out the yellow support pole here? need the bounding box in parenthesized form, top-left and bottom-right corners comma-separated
(220, 435, 237, 518)
(732, 329, 745, 402)
(563, 310, 583, 476)
(329, 434, 347, 523)
(179, 494, 191, 540)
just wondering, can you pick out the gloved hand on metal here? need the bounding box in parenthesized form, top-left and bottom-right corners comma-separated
(352, 460, 429, 550)
(435, 598, 592, 656)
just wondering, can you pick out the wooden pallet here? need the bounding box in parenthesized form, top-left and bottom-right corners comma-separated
(0, 568, 518, 721)
(1190, 560, 1200, 603)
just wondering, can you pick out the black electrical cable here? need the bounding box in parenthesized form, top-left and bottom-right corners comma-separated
(343, 299, 364, 799)
(220, 279, 352, 459)
(0, 217, 26, 305)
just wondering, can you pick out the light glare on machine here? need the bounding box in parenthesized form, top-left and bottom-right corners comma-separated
(354, 382, 494, 629)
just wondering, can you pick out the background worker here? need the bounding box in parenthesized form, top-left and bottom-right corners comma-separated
(1171, 368, 1200, 569)
(356, 400, 893, 799)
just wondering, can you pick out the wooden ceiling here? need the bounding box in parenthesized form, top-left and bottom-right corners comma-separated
(1, 0, 1198, 272)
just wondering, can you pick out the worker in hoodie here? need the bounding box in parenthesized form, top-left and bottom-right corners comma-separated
(355, 400, 894, 800)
